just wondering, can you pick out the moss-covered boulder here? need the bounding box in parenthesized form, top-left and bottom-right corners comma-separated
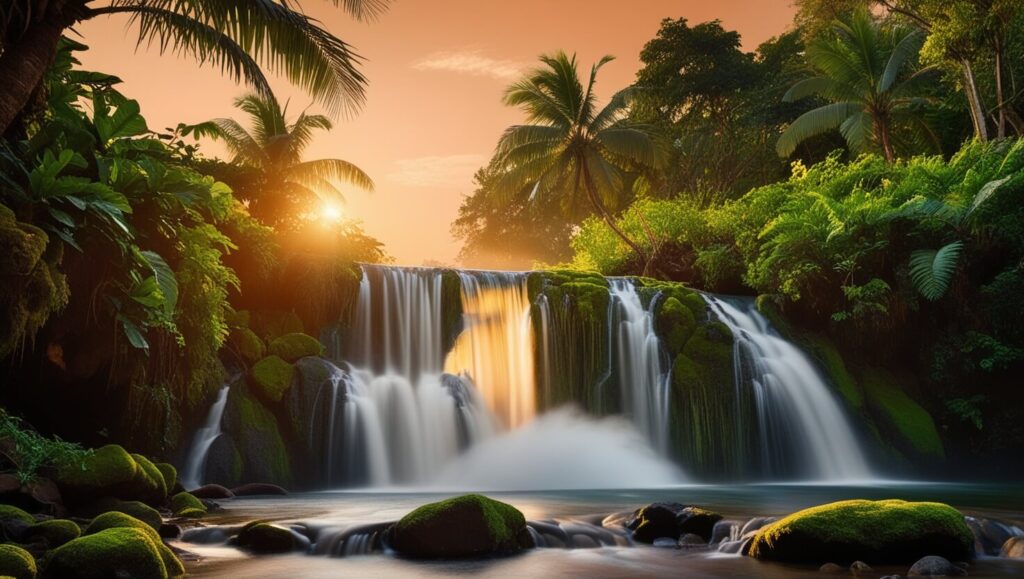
(43, 526, 184, 579)
(154, 463, 177, 493)
(78, 499, 162, 532)
(169, 492, 206, 518)
(0, 504, 35, 525)
(657, 296, 696, 354)
(231, 521, 300, 554)
(231, 326, 266, 363)
(249, 355, 295, 402)
(0, 543, 36, 579)
(861, 370, 944, 462)
(267, 333, 323, 363)
(219, 386, 292, 487)
(54, 444, 138, 505)
(27, 519, 81, 547)
(251, 310, 304, 342)
(85, 511, 158, 539)
(748, 499, 974, 565)
(130, 454, 167, 504)
(390, 494, 530, 558)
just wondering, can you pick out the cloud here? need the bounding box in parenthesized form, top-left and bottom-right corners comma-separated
(388, 154, 488, 188)
(412, 50, 525, 81)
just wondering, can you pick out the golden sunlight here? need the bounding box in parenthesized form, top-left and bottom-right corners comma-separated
(321, 203, 344, 222)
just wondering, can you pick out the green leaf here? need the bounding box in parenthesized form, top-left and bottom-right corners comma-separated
(909, 241, 964, 301)
(118, 316, 149, 351)
(95, 98, 148, 143)
(139, 250, 178, 315)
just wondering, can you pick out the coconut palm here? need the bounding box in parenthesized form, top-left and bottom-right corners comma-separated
(494, 51, 666, 268)
(776, 10, 936, 162)
(184, 92, 373, 229)
(0, 0, 389, 134)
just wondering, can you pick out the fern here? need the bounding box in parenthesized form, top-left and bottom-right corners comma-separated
(909, 241, 963, 300)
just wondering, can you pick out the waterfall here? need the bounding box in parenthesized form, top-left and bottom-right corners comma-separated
(181, 384, 230, 490)
(609, 279, 671, 454)
(705, 295, 872, 480)
(444, 271, 536, 429)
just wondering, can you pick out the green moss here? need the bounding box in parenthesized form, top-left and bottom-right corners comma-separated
(129, 454, 167, 503)
(231, 388, 292, 486)
(395, 494, 525, 554)
(43, 527, 183, 579)
(682, 321, 733, 370)
(27, 519, 81, 547)
(248, 355, 294, 402)
(80, 499, 162, 532)
(0, 544, 36, 579)
(85, 512, 159, 542)
(231, 327, 265, 363)
(862, 369, 944, 461)
(251, 310, 304, 342)
(749, 499, 974, 564)
(55, 444, 138, 501)
(232, 521, 296, 553)
(657, 296, 696, 354)
(224, 309, 251, 328)
(0, 504, 35, 524)
(267, 332, 323, 362)
(169, 492, 206, 517)
(800, 334, 864, 410)
(154, 463, 177, 492)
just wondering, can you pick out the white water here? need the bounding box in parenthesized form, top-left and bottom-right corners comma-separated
(609, 279, 671, 454)
(429, 408, 684, 491)
(181, 384, 230, 490)
(705, 296, 872, 480)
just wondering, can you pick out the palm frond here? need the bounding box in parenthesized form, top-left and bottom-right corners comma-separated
(777, 101, 862, 157)
(879, 28, 923, 93)
(596, 125, 665, 168)
(287, 158, 374, 192)
(909, 241, 963, 301)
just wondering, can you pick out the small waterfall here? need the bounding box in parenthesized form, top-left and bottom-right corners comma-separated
(181, 384, 230, 489)
(444, 271, 536, 429)
(705, 296, 872, 480)
(609, 279, 671, 454)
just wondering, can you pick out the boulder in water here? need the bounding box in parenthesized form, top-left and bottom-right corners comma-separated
(627, 502, 685, 543)
(390, 494, 531, 558)
(710, 519, 741, 544)
(232, 521, 300, 554)
(679, 533, 707, 547)
(907, 555, 967, 576)
(748, 500, 974, 565)
(76, 498, 162, 533)
(231, 483, 288, 496)
(652, 537, 678, 549)
(819, 562, 844, 573)
(189, 484, 234, 499)
(1001, 537, 1024, 558)
(170, 492, 206, 518)
(268, 333, 324, 363)
(677, 506, 722, 542)
(43, 526, 184, 578)
(249, 355, 295, 402)
(850, 560, 874, 574)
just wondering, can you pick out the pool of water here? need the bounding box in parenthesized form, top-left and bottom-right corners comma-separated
(181, 482, 1024, 578)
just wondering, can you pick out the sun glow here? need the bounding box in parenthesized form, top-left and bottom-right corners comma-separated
(321, 203, 344, 222)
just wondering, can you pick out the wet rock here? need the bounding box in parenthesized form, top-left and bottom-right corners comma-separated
(710, 519, 741, 544)
(851, 560, 873, 574)
(627, 502, 683, 543)
(231, 483, 289, 496)
(528, 521, 568, 546)
(1000, 536, 1024, 558)
(571, 534, 600, 549)
(740, 516, 776, 536)
(907, 555, 967, 576)
(159, 523, 182, 539)
(676, 507, 722, 542)
(190, 484, 234, 499)
(718, 539, 747, 554)
(679, 533, 707, 547)
(390, 494, 531, 558)
(819, 562, 844, 573)
(181, 526, 229, 544)
(653, 537, 678, 549)
(965, 516, 1016, 556)
(232, 521, 301, 554)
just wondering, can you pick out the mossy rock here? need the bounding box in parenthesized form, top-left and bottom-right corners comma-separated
(231, 521, 298, 554)
(251, 310, 304, 342)
(0, 505, 35, 525)
(169, 492, 206, 518)
(225, 309, 251, 329)
(27, 519, 81, 547)
(129, 454, 167, 504)
(0, 544, 35, 579)
(267, 333, 323, 363)
(221, 386, 292, 487)
(249, 355, 295, 403)
(85, 512, 159, 542)
(231, 327, 265, 363)
(391, 494, 530, 558)
(799, 334, 864, 411)
(861, 369, 944, 461)
(43, 527, 184, 579)
(154, 463, 177, 493)
(657, 296, 696, 354)
(54, 444, 138, 505)
(79, 499, 162, 532)
(749, 499, 974, 564)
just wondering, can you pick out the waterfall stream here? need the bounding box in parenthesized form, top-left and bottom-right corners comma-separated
(181, 383, 230, 490)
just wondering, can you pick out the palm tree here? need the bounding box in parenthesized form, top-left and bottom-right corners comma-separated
(776, 10, 936, 162)
(494, 51, 666, 269)
(184, 92, 373, 229)
(0, 0, 389, 134)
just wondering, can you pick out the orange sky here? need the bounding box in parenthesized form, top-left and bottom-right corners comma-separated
(77, 0, 796, 266)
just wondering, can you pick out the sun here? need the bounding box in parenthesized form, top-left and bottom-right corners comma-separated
(321, 203, 344, 223)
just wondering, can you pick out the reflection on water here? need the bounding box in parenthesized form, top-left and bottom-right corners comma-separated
(183, 483, 1024, 578)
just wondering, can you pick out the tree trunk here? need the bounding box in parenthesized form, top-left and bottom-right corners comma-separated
(994, 34, 1006, 139)
(580, 166, 649, 273)
(0, 16, 70, 135)
(877, 118, 895, 162)
(961, 59, 989, 142)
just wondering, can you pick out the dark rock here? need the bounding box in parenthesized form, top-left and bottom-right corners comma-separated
(203, 435, 243, 489)
(570, 534, 600, 549)
(718, 539, 747, 555)
(221, 383, 292, 488)
(190, 484, 235, 499)
(285, 357, 347, 483)
(1, 518, 32, 542)
(528, 521, 568, 546)
(627, 502, 684, 543)
(652, 537, 678, 549)
(819, 562, 844, 573)
(907, 555, 967, 576)
(232, 521, 301, 554)
(1000, 536, 1024, 558)
(159, 523, 182, 539)
(181, 526, 229, 544)
(710, 520, 741, 544)
(389, 494, 530, 558)
(965, 516, 1016, 556)
(676, 506, 722, 542)
(740, 516, 776, 536)
(679, 533, 707, 547)
(231, 483, 289, 496)
(851, 560, 873, 574)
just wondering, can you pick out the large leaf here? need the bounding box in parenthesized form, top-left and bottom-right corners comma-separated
(118, 315, 149, 351)
(94, 98, 148, 143)
(909, 241, 963, 301)
(139, 250, 178, 315)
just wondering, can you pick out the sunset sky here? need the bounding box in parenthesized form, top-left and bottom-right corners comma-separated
(77, 0, 796, 266)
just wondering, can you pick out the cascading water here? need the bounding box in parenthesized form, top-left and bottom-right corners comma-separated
(181, 383, 230, 489)
(705, 295, 872, 480)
